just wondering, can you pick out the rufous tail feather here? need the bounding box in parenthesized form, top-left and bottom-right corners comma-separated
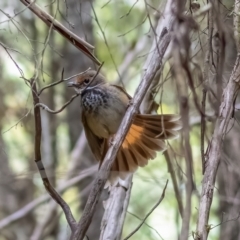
(106, 114, 181, 184)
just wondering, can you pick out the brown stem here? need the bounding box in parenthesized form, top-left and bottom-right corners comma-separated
(123, 180, 168, 240)
(31, 78, 77, 232)
(19, 0, 100, 65)
(71, 31, 171, 240)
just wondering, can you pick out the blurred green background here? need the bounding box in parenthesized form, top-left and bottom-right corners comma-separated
(0, 0, 238, 240)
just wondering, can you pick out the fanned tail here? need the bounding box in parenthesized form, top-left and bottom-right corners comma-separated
(106, 114, 181, 186)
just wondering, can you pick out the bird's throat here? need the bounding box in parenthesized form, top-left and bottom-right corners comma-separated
(81, 88, 109, 113)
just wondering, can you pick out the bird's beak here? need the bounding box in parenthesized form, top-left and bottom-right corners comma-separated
(67, 82, 75, 87)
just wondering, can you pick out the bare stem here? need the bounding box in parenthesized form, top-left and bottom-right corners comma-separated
(19, 0, 100, 65)
(123, 180, 168, 240)
(71, 30, 171, 240)
(35, 94, 79, 114)
(195, 1, 240, 238)
(31, 78, 77, 232)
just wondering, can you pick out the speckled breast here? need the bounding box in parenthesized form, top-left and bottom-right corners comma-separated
(81, 88, 109, 114)
(80, 86, 128, 138)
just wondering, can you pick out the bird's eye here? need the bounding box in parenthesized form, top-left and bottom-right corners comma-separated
(84, 79, 90, 84)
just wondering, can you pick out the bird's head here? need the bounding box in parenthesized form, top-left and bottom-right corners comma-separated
(67, 69, 106, 94)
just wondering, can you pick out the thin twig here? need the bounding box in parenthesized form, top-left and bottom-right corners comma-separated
(31, 78, 77, 232)
(38, 68, 65, 95)
(164, 150, 183, 217)
(201, 88, 207, 174)
(38, 67, 92, 95)
(19, 0, 101, 65)
(127, 211, 164, 239)
(123, 180, 168, 240)
(118, 15, 147, 37)
(84, 62, 104, 89)
(120, 0, 139, 19)
(36, 63, 103, 114)
(200, 4, 212, 175)
(90, 2, 123, 85)
(35, 94, 79, 114)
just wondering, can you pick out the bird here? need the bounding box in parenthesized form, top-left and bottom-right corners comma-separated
(67, 69, 181, 184)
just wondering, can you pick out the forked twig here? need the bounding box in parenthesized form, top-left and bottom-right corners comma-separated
(124, 180, 168, 240)
(19, 0, 101, 65)
(31, 78, 77, 232)
(35, 94, 79, 114)
(36, 62, 104, 114)
(38, 68, 89, 95)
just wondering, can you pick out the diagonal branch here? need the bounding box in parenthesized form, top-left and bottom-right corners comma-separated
(195, 0, 240, 238)
(71, 26, 171, 240)
(31, 78, 77, 232)
(35, 94, 79, 114)
(124, 180, 168, 240)
(19, 0, 101, 65)
(98, 1, 174, 238)
(0, 165, 97, 230)
(140, 0, 187, 220)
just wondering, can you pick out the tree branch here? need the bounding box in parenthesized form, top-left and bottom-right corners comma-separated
(31, 78, 77, 232)
(0, 165, 96, 230)
(195, 0, 240, 238)
(124, 180, 168, 240)
(35, 94, 79, 114)
(140, 0, 186, 221)
(19, 0, 101, 65)
(71, 24, 171, 240)
(99, 178, 133, 240)
(98, 2, 166, 238)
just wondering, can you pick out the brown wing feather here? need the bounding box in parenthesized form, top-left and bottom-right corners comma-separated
(112, 113, 180, 178)
(81, 114, 104, 163)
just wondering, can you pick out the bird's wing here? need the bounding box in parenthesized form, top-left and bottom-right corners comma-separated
(81, 113, 105, 163)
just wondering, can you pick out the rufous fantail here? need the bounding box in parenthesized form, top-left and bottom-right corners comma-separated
(67, 69, 180, 184)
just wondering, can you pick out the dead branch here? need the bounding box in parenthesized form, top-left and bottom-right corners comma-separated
(90, 2, 122, 84)
(37, 69, 90, 95)
(35, 94, 79, 114)
(0, 125, 95, 233)
(30, 184, 92, 240)
(19, 0, 100, 65)
(71, 25, 171, 240)
(169, 11, 197, 240)
(115, 180, 133, 240)
(99, 178, 133, 240)
(123, 180, 168, 240)
(195, 0, 240, 238)
(140, 0, 186, 220)
(98, 3, 162, 238)
(201, 1, 213, 175)
(140, 0, 187, 113)
(164, 150, 184, 217)
(31, 78, 77, 232)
